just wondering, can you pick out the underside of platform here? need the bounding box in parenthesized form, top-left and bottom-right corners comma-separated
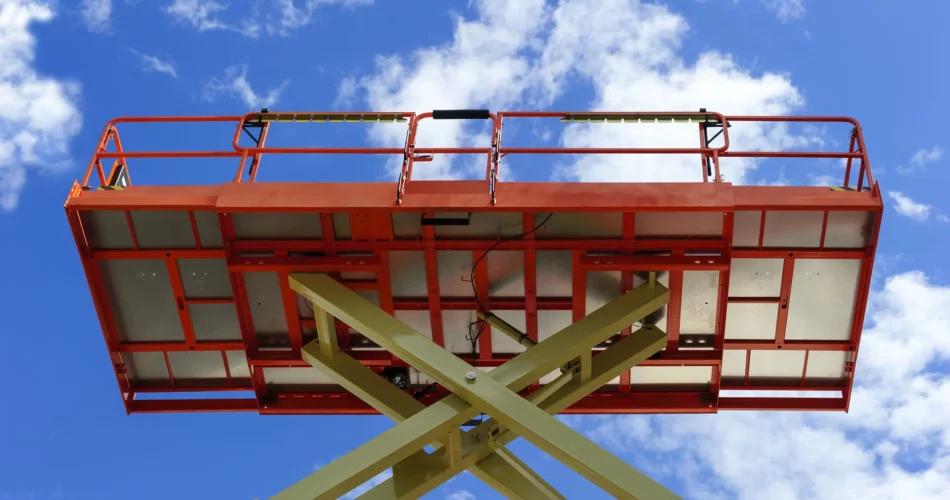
(67, 179, 882, 415)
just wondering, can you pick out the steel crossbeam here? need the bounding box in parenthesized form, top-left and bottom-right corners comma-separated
(274, 273, 677, 500)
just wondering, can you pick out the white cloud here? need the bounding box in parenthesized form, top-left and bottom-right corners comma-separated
(540, 0, 805, 184)
(353, 0, 548, 179)
(80, 0, 111, 33)
(165, 0, 372, 37)
(445, 490, 477, 500)
(165, 0, 259, 37)
(270, 0, 373, 35)
(939, 214, 949, 223)
(344, 0, 805, 183)
(573, 270, 950, 500)
(130, 50, 177, 78)
(0, 0, 82, 212)
(887, 191, 932, 221)
(763, 0, 805, 21)
(334, 76, 357, 107)
(204, 65, 287, 109)
(898, 146, 943, 174)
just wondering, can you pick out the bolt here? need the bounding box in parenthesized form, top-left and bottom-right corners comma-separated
(465, 371, 477, 381)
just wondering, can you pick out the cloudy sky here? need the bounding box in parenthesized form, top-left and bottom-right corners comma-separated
(0, 0, 948, 498)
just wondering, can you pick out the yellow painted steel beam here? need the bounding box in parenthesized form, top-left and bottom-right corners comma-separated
(311, 302, 337, 358)
(362, 326, 671, 499)
(299, 341, 565, 499)
(281, 274, 671, 500)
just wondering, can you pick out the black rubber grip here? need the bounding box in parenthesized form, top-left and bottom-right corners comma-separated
(432, 109, 491, 120)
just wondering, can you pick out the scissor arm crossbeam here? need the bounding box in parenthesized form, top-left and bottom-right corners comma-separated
(277, 273, 677, 500)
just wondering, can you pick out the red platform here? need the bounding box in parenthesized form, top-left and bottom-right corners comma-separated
(65, 110, 882, 415)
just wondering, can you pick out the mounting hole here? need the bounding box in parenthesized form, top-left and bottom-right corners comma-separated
(788, 253, 793, 257)
(166, 253, 171, 257)
(777, 345, 783, 349)
(189, 346, 194, 350)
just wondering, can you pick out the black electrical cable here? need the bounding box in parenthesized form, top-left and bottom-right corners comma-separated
(467, 212, 554, 361)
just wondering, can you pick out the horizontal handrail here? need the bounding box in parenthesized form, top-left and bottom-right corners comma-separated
(75, 110, 874, 196)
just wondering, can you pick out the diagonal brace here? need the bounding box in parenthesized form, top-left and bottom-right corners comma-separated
(300, 341, 566, 499)
(279, 273, 671, 500)
(362, 326, 670, 499)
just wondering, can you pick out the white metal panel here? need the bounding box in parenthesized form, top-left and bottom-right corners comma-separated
(762, 211, 824, 248)
(732, 210, 761, 247)
(680, 271, 718, 333)
(748, 350, 806, 379)
(805, 351, 848, 380)
(725, 303, 778, 340)
(721, 350, 747, 378)
(489, 310, 528, 354)
(635, 212, 723, 237)
(189, 304, 242, 341)
(80, 210, 134, 249)
(98, 259, 184, 342)
(437, 251, 474, 297)
(728, 258, 783, 297)
(786, 259, 861, 341)
(630, 366, 712, 385)
(824, 211, 874, 248)
(130, 210, 196, 249)
(488, 251, 524, 297)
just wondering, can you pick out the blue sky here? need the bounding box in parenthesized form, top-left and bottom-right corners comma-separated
(1, 0, 949, 498)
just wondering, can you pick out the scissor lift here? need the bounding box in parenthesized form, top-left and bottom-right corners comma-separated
(66, 110, 882, 498)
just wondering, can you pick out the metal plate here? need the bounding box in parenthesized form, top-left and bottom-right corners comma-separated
(232, 212, 322, 240)
(824, 211, 873, 248)
(538, 310, 572, 341)
(728, 259, 783, 297)
(332, 212, 352, 239)
(264, 367, 334, 386)
(786, 259, 861, 341)
(178, 258, 232, 298)
(99, 259, 184, 342)
(441, 310, 476, 354)
(193, 211, 223, 248)
(725, 303, 778, 340)
(536, 212, 621, 238)
(630, 366, 712, 386)
(586, 271, 621, 315)
(489, 311, 528, 354)
(434, 212, 523, 238)
(437, 251, 474, 297)
(394, 310, 433, 340)
(80, 210, 134, 249)
(805, 351, 848, 379)
(721, 350, 747, 378)
(391, 212, 421, 239)
(762, 211, 824, 248)
(748, 350, 806, 379)
(189, 304, 242, 341)
(130, 210, 196, 249)
(536, 251, 572, 297)
(389, 251, 427, 296)
(168, 351, 227, 381)
(226, 351, 251, 379)
(488, 251, 524, 297)
(680, 271, 718, 334)
(635, 212, 723, 237)
(126, 352, 169, 381)
(732, 210, 761, 247)
(243, 272, 289, 336)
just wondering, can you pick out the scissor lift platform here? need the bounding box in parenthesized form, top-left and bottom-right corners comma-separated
(66, 110, 882, 498)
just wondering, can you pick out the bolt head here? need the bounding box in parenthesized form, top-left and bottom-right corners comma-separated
(465, 371, 477, 381)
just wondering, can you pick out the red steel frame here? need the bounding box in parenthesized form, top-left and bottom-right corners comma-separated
(66, 110, 882, 416)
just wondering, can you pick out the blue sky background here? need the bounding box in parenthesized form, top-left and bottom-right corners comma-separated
(1, 0, 949, 499)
